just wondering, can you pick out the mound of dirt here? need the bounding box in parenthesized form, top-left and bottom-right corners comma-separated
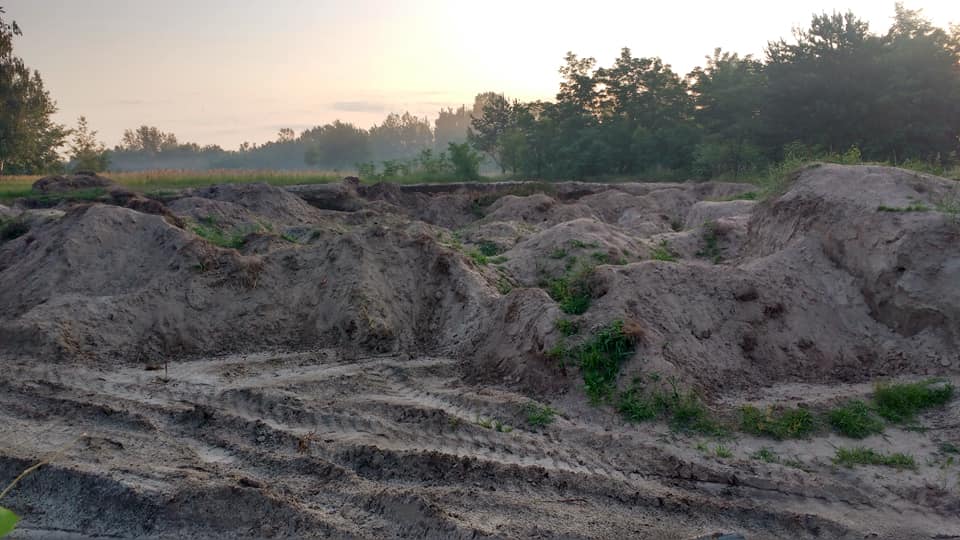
(1, 165, 959, 539)
(31, 172, 115, 193)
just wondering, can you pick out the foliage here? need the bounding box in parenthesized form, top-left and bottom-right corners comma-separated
(827, 400, 885, 439)
(832, 447, 916, 469)
(68, 116, 109, 172)
(0, 507, 17, 537)
(617, 377, 721, 434)
(752, 447, 779, 463)
(447, 142, 482, 181)
(574, 321, 636, 403)
(650, 241, 677, 262)
(525, 403, 557, 427)
(0, 7, 68, 174)
(191, 218, 261, 249)
(545, 265, 594, 315)
(873, 379, 954, 422)
(555, 319, 580, 336)
(740, 405, 817, 439)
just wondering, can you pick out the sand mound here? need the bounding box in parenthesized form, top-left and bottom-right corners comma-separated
(2, 166, 959, 539)
(31, 172, 115, 193)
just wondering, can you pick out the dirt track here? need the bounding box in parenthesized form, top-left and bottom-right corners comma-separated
(1, 164, 959, 539)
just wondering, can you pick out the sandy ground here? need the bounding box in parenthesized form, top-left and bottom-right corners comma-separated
(1, 165, 959, 538)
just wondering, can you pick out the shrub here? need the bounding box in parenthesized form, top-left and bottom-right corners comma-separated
(576, 321, 635, 403)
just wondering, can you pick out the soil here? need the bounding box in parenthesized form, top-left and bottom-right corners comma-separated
(1, 164, 959, 539)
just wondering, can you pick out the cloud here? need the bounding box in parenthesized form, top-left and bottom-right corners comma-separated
(331, 101, 388, 113)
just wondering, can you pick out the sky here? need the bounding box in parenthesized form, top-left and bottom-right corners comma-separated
(4, 0, 957, 149)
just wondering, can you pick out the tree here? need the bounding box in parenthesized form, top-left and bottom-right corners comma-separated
(68, 116, 109, 172)
(369, 112, 432, 161)
(303, 120, 369, 168)
(467, 92, 515, 172)
(688, 49, 766, 177)
(117, 125, 179, 154)
(277, 127, 296, 142)
(447, 142, 481, 181)
(0, 7, 67, 174)
(434, 106, 470, 150)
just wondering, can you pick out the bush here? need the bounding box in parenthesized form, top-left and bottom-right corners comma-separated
(576, 321, 635, 403)
(448, 142, 481, 181)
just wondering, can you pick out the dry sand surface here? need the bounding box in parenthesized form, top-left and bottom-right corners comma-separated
(0, 164, 958, 539)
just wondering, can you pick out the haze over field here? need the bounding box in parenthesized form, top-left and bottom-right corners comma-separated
(5, 0, 957, 149)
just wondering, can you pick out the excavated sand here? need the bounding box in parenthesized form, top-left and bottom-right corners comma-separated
(1, 164, 959, 539)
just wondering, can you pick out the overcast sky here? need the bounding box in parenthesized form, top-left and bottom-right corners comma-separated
(4, 1, 956, 149)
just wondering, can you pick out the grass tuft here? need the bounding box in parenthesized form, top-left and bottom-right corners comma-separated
(740, 405, 817, 440)
(873, 379, 953, 423)
(828, 400, 885, 439)
(555, 319, 580, 336)
(575, 321, 636, 403)
(832, 447, 916, 469)
(650, 240, 677, 262)
(525, 403, 557, 427)
(618, 377, 722, 434)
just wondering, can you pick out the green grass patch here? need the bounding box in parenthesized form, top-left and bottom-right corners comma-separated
(575, 321, 636, 403)
(555, 319, 580, 336)
(477, 240, 502, 257)
(617, 378, 722, 434)
(751, 447, 779, 463)
(650, 240, 677, 262)
(549, 247, 568, 259)
(832, 447, 916, 469)
(873, 379, 953, 422)
(714, 444, 733, 458)
(545, 265, 595, 315)
(525, 403, 557, 427)
(740, 405, 817, 440)
(828, 400, 885, 439)
(191, 218, 263, 249)
(467, 249, 489, 265)
(695, 221, 722, 263)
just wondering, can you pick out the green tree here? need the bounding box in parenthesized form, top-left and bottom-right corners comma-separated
(467, 92, 515, 172)
(116, 125, 179, 154)
(689, 49, 766, 177)
(447, 141, 481, 181)
(0, 7, 67, 174)
(303, 120, 369, 168)
(434, 105, 470, 151)
(68, 116, 109, 172)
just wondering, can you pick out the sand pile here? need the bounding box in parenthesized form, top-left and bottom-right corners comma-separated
(1, 165, 959, 539)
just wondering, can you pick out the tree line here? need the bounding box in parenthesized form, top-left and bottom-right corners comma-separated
(1, 4, 958, 179)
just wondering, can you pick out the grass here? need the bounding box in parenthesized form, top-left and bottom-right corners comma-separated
(696, 221, 722, 263)
(618, 377, 721, 434)
(555, 319, 580, 336)
(525, 403, 557, 427)
(752, 447, 779, 463)
(467, 249, 489, 265)
(650, 240, 677, 262)
(714, 444, 733, 458)
(574, 321, 636, 403)
(477, 240, 502, 257)
(740, 405, 817, 440)
(191, 217, 264, 249)
(873, 379, 953, 422)
(0, 169, 344, 202)
(827, 400, 885, 439)
(495, 277, 512, 295)
(717, 191, 758, 201)
(545, 264, 595, 315)
(832, 447, 916, 470)
(877, 204, 930, 212)
(549, 248, 568, 259)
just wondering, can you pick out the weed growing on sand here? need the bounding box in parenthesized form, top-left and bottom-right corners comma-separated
(740, 405, 817, 440)
(827, 400, 885, 439)
(569, 239, 600, 249)
(873, 379, 953, 422)
(696, 221, 722, 263)
(545, 265, 595, 315)
(575, 321, 635, 403)
(525, 403, 557, 427)
(877, 204, 930, 212)
(752, 447, 779, 463)
(555, 319, 580, 336)
(489, 255, 508, 264)
(468, 249, 489, 265)
(0, 218, 29, 242)
(477, 240, 502, 257)
(495, 277, 513, 295)
(281, 232, 300, 243)
(941, 442, 960, 454)
(191, 217, 261, 249)
(549, 247, 568, 259)
(650, 241, 677, 262)
(714, 445, 733, 458)
(476, 417, 494, 429)
(617, 377, 721, 434)
(832, 447, 916, 470)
